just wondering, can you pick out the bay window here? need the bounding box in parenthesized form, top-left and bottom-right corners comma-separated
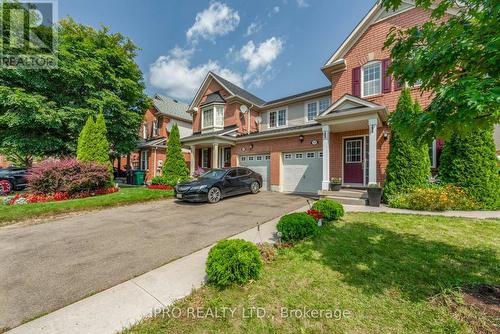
(362, 62, 381, 97)
(202, 104, 224, 130)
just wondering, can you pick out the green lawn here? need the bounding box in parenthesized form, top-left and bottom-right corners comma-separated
(124, 213, 500, 334)
(0, 187, 173, 226)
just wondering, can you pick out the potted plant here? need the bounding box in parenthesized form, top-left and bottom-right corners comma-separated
(367, 183, 383, 207)
(329, 177, 342, 191)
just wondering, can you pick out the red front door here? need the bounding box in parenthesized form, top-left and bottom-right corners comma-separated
(344, 138, 364, 184)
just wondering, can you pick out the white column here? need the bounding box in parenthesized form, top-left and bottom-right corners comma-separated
(190, 145, 196, 176)
(321, 125, 330, 190)
(212, 143, 219, 168)
(368, 118, 378, 185)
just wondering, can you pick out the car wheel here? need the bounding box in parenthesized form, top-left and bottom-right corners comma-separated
(0, 179, 13, 195)
(207, 187, 222, 204)
(250, 181, 260, 194)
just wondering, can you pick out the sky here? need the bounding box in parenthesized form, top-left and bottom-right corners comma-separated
(58, 0, 375, 103)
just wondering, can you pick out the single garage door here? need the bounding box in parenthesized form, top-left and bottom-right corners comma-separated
(239, 154, 270, 191)
(282, 151, 322, 193)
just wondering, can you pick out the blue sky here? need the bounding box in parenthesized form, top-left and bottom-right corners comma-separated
(58, 0, 374, 103)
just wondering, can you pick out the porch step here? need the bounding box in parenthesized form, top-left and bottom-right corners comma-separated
(318, 189, 368, 206)
(318, 189, 368, 199)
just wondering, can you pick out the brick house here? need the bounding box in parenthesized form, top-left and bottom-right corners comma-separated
(115, 94, 192, 182)
(181, 1, 495, 193)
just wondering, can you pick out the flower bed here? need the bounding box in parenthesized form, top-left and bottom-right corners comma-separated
(2, 187, 118, 206)
(147, 184, 174, 190)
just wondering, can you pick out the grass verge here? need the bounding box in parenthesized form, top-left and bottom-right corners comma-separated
(124, 213, 500, 334)
(0, 187, 173, 227)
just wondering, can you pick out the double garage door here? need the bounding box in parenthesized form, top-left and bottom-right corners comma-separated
(240, 151, 322, 194)
(239, 154, 270, 191)
(282, 151, 322, 194)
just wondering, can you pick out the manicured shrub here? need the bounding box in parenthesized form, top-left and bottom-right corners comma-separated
(77, 114, 113, 175)
(161, 124, 189, 186)
(383, 90, 431, 201)
(276, 212, 318, 242)
(206, 239, 263, 287)
(388, 185, 479, 211)
(311, 199, 344, 221)
(27, 158, 111, 195)
(151, 176, 170, 185)
(439, 127, 500, 209)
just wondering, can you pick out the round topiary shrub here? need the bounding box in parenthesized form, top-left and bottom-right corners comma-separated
(311, 199, 344, 221)
(276, 212, 318, 242)
(206, 239, 263, 287)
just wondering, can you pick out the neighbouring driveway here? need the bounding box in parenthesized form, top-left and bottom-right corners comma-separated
(0, 192, 310, 331)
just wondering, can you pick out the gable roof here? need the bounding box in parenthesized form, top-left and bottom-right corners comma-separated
(152, 94, 191, 122)
(321, 0, 458, 76)
(201, 92, 226, 106)
(319, 94, 381, 117)
(210, 72, 266, 106)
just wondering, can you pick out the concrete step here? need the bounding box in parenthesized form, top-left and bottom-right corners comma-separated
(321, 195, 368, 206)
(318, 189, 368, 199)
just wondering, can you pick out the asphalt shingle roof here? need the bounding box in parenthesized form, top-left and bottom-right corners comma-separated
(263, 86, 331, 106)
(201, 92, 226, 106)
(210, 72, 266, 106)
(152, 94, 191, 122)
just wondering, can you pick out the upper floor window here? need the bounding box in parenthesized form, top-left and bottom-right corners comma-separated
(269, 108, 287, 128)
(362, 62, 381, 97)
(153, 118, 159, 137)
(142, 124, 147, 139)
(202, 105, 224, 130)
(306, 97, 331, 122)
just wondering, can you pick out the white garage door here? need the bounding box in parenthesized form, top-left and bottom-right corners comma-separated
(282, 151, 322, 193)
(239, 154, 270, 191)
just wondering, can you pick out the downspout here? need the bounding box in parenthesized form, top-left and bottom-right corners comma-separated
(247, 104, 254, 135)
(153, 147, 157, 177)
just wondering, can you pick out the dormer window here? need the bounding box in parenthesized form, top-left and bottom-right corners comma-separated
(202, 104, 224, 131)
(362, 61, 381, 97)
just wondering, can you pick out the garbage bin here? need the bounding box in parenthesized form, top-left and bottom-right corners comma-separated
(126, 170, 134, 184)
(134, 170, 145, 185)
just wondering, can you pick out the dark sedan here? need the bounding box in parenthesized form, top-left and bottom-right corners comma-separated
(175, 167, 262, 203)
(0, 167, 28, 194)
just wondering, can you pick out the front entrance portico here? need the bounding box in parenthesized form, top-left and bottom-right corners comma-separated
(316, 95, 388, 189)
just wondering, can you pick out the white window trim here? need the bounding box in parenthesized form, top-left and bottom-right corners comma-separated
(201, 148, 209, 168)
(284, 153, 292, 160)
(201, 104, 225, 130)
(140, 150, 148, 170)
(361, 61, 382, 98)
(268, 107, 288, 129)
(142, 124, 147, 139)
(295, 153, 303, 159)
(304, 98, 331, 123)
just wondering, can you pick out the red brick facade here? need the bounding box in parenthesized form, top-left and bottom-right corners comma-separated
(185, 5, 441, 192)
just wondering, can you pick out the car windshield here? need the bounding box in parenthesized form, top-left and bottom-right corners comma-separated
(200, 169, 226, 179)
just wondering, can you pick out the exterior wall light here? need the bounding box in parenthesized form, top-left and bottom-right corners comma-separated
(299, 135, 304, 143)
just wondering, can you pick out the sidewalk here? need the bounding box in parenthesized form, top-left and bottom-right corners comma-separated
(7, 204, 498, 334)
(343, 204, 500, 219)
(6, 205, 308, 334)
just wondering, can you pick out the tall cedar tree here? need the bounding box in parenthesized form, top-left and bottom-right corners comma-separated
(383, 89, 430, 201)
(162, 124, 189, 185)
(439, 128, 500, 210)
(77, 114, 112, 174)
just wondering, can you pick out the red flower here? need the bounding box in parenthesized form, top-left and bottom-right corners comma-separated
(147, 185, 174, 190)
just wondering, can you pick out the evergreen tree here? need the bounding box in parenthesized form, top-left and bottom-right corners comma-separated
(162, 124, 189, 185)
(77, 114, 112, 173)
(77, 116, 95, 162)
(439, 127, 500, 209)
(383, 89, 431, 201)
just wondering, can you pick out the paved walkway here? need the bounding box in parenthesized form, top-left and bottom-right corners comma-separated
(344, 204, 500, 219)
(0, 192, 309, 331)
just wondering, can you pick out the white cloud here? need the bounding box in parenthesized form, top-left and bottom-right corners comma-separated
(240, 37, 284, 73)
(245, 22, 262, 37)
(149, 48, 243, 101)
(296, 0, 309, 8)
(186, 2, 240, 42)
(268, 6, 280, 17)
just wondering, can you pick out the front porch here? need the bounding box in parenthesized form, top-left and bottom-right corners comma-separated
(316, 94, 389, 190)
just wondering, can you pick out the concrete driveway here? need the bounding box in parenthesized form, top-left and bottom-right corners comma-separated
(0, 192, 309, 331)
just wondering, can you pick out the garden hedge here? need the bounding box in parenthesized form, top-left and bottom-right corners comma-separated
(439, 127, 500, 209)
(206, 239, 263, 287)
(311, 199, 344, 221)
(383, 90, 431, 201)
